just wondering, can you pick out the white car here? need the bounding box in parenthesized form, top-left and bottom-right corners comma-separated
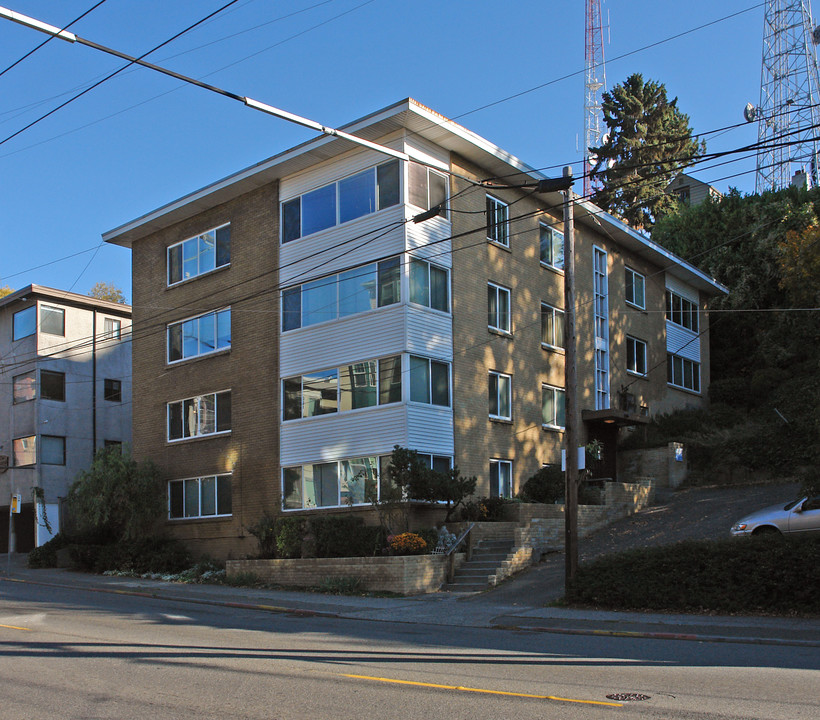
(730, 495, 820, 537)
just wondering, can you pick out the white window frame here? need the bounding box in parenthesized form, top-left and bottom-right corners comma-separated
(167, 223, 231, 286)
(167, 390, 231, 441)
(489, 371, 512, 421)
(625, 267, 646, 309)
(488, 282, 511, 334)
(540, 302, 565, 350)
(490, 459, 513, 499)
(626, 336, 648, 377)
(168, 474, 232, 519)
(103, 317, 122, 340)
(167, 307, 231, 364)
(541, 384, 566, 430)
(409, 258, 450, 313)
(539, 222, 564, 271)
(667, 353, 701, 393)
(408, 163, 449, 219)
(486, 194, 509, 247)
(665, 290, 699, 333)
(408, 355, 451, 407)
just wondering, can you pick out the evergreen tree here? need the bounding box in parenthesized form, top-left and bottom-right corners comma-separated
(590, 73, 703, 229)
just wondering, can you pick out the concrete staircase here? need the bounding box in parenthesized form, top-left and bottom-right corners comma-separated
(441, 536, 518, 592)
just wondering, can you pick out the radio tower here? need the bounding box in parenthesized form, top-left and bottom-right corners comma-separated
(585, 0, 607, 198)
(756, 0, 820, 192)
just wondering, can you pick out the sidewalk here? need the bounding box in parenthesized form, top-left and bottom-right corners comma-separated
(3, 553, 818, 649)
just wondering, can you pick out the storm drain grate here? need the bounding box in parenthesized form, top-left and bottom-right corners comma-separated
(606, 693, 651, 702)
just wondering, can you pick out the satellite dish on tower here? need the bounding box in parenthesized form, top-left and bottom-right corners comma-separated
(744, 103, 758, 122)
(812, 25, 820, 45)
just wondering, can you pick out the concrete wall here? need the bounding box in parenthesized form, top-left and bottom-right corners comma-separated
(617, 443, 688, 488)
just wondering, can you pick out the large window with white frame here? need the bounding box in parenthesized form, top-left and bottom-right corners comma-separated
(539, 222, 564, 270)
(541, 384, 566, 429)
(625, 267, 645, 309)
(541, 303, 565, 349)
(168, 390, 231, 441)
(408, 163, 448, 218)
(666, 290, 699, 332)
(167, 308, 231, 363)
(489, 371, 512, 420)
(667, 353, 701, 393)
(488, 282, 511, 333)
(409, 356, 450, 407)
(490, 459, 513, 499)
(167, 224, 231, 286)
(281, 159, 400, 243)
(409, 258, 449, 312)
(486, 195, 509, 247)
(626, 336, 648, 376)
(168, 474, 232, 519)
(282, 257, 400, 331)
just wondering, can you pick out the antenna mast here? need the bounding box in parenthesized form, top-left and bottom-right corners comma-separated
(585, 0, 607, 198)
(756, 0, 820, 191)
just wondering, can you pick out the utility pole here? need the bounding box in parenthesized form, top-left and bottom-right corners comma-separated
(562, 166, 580, 587)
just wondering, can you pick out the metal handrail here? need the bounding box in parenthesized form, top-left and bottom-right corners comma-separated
(445, 522, 474, 584)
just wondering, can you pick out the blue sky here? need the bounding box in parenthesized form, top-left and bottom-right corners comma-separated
(0, 0, 768, 301)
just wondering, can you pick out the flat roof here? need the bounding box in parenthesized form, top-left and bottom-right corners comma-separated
(0, 284, 131, 316)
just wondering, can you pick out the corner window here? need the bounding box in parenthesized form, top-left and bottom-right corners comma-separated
(409, 356, 450, 407)
(486, 195, 509, 247)
(284, 370, 338, 420)
(12, 306, 35, 340)
(283, 457, 380, 510)
(665, 290, 699, 332)
(167, 224, 231, 285)
(13, 436, 36, 466)
(40, 305, 65, 336)
(667, 353, 701, 393)
(490, 459, 513, 499)
(408, 163, 448, 218)
(488, 283, 511, 333)
(541, 385, 566, 429)
(409, 259, 449, 312)
(539, 223, 564, 270)
(104, 378, 122, 402)
(489, 371, 512, 420)
(167, 308, 231, 363)
(13, 372, 35, 403)
(103, 318, 122, 340)
(41, 370, 66, 401)
(626, 336, 647, 376)
(282, 160, 400, 243)
(169, 475, 232, 519)
(168, 391, 231, 441)
(41, 435, 66, 465)
(625, 268, 646, 309)
(540, 303, 565, 349)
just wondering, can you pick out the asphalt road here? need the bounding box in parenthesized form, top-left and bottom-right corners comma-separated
(1, 577, 817, 720)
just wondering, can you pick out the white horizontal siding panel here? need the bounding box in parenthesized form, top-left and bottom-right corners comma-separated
(406, 216, 452, 266)
(279, 134, 405, 201)
(406, 404, 454, 455)
(280, 404, 408, 466)
(665, 273, 699, 303)
(279, 206, 407, 285)
(405, 136, 450, 172)
(280, 304, 406, 376)
(666, 322, 701, 362)
(406, 308, 453, 360)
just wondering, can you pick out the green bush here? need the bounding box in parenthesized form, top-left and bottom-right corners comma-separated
(566, 535, 820, 615)
(247, 511, 278, 558)
(415, 527, 439, 553)
(27, 533, 70, 568)
(275, 517, 306, 559)
(311, 516, 385, 558)
(67, 537, 192, 574)
(519, 465, 564, 504)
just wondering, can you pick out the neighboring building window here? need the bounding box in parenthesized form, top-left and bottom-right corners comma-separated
(104, 378, 122, 402)
(486, 195, 509, 246)
(41, 435, 66, 465)
(489, 371, 512, 420)
(283, 456, 379, 510)
(541, 303, 565, 349)
(408, 163, 448, 218)
(409, 356, 450, 407)
(281, 160, 400, 243)
(539, 223, 564, 270)
(169, 474, 232, 519)
(103, 440, 123, 453)
(674, 186, 690, 205)
(667, 353, 701, 393)
(490, 459, 513, 499)
(541, 385, 566, 429)
(409, 259, 449, 312)
(40, 305, 65, 336)
(625, 268, 646, 309)
(488, 283, 511, 333)
(13, 372, 35, 403)
(167, 224, 231, 285)
(665, 290, 699, 332)
(40, 370, 66, 401)
(167, 308, 231, 363)
(13, 436, 36, 466)
(103, 318, 122, 340)
(282, 258, 400, 331)
(13, 306, 36, 340)
(168, 390, 231, 440)
(626, 337, 648, 376)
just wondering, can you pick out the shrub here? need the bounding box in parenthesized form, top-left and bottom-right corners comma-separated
(388, 532, 427, 555)
(311, 516, 385, 558)
(458, 496, 507, 521)
(317, 576, 365, 594)
(68, 537, 192, 574)
(519, 465, 564, 504)
(247, 511, 278, 558)
(27, 533, 69, 568)
(275, 517, 306, 559)
(415, 527, 439, 553)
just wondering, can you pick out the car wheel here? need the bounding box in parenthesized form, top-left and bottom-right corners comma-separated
(752, 526, 781, 536)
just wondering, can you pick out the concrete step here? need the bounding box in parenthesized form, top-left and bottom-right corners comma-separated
(440, 583, 486, 592)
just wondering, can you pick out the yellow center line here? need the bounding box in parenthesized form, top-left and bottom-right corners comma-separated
(0, 623, 31, 632)
(343, 674, 623, 707)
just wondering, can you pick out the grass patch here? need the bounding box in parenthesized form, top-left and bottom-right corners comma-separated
(566, 535, 820, 615)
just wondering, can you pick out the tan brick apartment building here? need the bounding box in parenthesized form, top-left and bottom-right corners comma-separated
(104, 99, 726, 559)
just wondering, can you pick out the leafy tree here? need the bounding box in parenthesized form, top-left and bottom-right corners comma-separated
(88, 281, 126, 304)
(778, 225, 820, 307)
(590, 73, 704, 229)
(0, 286, 13, 298)
(66, 447, 164, 542)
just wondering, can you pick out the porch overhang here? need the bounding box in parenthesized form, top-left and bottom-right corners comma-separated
(582, 408, 651, 427)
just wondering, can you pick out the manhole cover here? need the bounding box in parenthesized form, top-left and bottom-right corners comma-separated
(606, 693, 651, 702)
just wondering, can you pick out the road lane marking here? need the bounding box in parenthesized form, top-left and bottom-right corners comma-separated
(343, 674, 623, 707)
(0, 623, 31, 631)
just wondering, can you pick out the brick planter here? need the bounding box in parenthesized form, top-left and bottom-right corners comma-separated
(227, 553, 464, 596)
